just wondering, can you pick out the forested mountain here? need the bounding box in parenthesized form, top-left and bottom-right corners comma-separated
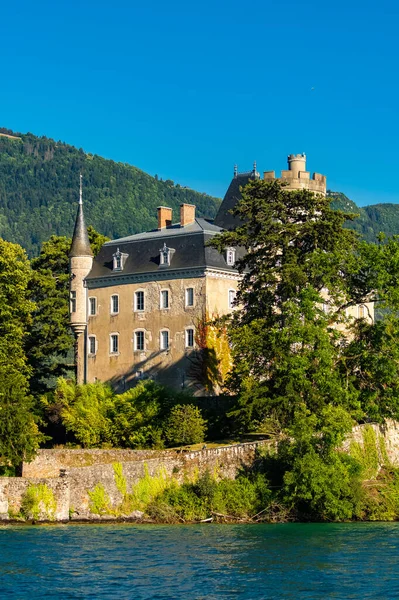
(328, 191, 399, 242)
(0, 128, 220, 255)
(1, 126, 399, 255)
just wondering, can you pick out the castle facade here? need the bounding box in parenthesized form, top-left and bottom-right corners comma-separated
(69, 154, 373, 392)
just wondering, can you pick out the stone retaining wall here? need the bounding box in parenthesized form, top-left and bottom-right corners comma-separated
(6, 421, 399, 523)
(2, 442, 268, 522)
(0, 476, 69, 521)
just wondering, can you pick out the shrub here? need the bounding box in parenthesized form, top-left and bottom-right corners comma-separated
(165, 404, 207, 446)
(20, 484, 57, 521)
(88, 483, 112, 515)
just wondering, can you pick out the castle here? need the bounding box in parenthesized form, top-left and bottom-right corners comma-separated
(69, 154, 372, 392)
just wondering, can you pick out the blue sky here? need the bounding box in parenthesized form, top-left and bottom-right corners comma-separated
(1, 0, 398, 205)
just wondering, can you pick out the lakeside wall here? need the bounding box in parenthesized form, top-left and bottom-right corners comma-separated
(2, 442, 268, 522)
(3, 420, 399, 523)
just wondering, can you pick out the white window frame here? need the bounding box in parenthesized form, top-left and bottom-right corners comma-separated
(185, 287, 194, 307)
(110, 294, 119, 315)
(160, 289, 170, 309)
(110, 333, 119, 355)
(185, 327, 195, 348)
(134, 329, 146, 352)
(134, 290, 145, 312)
(228, 289, 237, 309)
(226, 248, 236, 266)
(88, 335, 97, 355)
(88, 296, 97, 316)
(160, 329, 169, 351)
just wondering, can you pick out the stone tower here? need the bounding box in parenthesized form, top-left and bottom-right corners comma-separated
(69, 174, 93, 384)
(263, 153, 326, 196)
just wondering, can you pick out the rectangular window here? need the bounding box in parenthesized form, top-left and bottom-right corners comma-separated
(89, 297, 96, 316)
(135, 330, 145, 351)
(185, 287, 194, 307)
(88, 336, 96, 355)
(160, 330, 169, 350)
(111, 295, 119, 314)
(110, 334, 119, 354)
(160, 290, 169, 309)
(135, 291, 145, 311)
(70, 291, 76, 313)
(359, 305, 365, 319)
(186, 328, 194, 348)
(228, 289, 237, 309)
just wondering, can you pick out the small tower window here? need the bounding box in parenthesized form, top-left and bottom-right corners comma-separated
(226, 248, 236, 266)
(70, 291, 76, 313)
(112, 247, 128, 271)
(359, 304, 366, 319)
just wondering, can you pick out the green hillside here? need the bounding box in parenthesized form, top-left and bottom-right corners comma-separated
(1, 127, 398, 255)
(0, 128, 221, 255)
(328, 191, 399, 242)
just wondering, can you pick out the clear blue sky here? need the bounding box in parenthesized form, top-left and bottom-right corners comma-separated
(1, 0, 398, 205)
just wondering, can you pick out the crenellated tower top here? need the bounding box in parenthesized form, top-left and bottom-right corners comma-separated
(263, 153, 326, 196)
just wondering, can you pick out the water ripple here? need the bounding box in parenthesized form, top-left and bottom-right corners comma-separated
(0, 523, 399, 599)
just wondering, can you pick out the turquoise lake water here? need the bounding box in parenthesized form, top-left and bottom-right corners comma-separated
(1, 523, 399, 598)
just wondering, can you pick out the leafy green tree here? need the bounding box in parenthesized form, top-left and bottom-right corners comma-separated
(0, 239, 43, 468)
(0, 238, 34, 377)
(278, 404, 362, 521)
(0, 370, 44, 469)
(109, 381, 174, 449)
(165, 404, 207, 446)
(42, 378, 114, 448)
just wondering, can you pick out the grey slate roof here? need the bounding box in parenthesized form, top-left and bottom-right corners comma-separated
(86, 218, 240, 281)
(214, 172, 258, 230)
(69, 203, 93, 258)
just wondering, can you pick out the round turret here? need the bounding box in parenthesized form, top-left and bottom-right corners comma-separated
(69, 175, 93, 383)
(288, 153, 306, 177)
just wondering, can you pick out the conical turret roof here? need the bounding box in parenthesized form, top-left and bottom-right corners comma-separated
(69, 175, 93, 258)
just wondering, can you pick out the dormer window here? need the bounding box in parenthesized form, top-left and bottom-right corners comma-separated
(226, 248, 236, 266)
(159, 243, 174, 267)
(112, 247, 128, 271)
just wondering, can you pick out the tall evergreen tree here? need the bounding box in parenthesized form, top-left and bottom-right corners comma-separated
(210, 179, 364, 431)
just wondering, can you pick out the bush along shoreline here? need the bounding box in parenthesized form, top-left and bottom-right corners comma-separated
(74, 425, 399, 525)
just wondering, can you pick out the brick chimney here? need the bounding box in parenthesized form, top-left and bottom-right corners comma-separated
(180, 203, 196, 227)
(157, 206, 172, 229)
